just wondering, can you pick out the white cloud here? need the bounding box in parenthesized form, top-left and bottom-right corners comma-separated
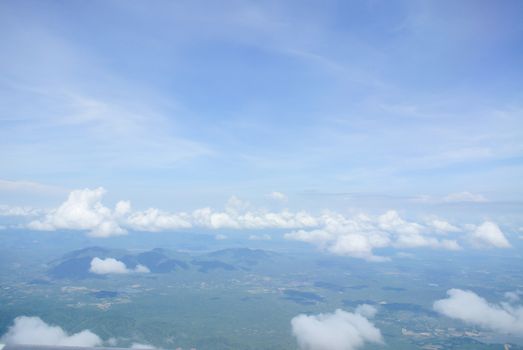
(215, 234, 228, 240)
(131, 343, 156, 349)
(427, 219, 460, 233)
(434, 289, 523, 334)
(134, 264, 151, 273)
(285, 210, 461, 261)
(1, 316, 102, 347)
(248, 234, 272, 240)
(284, 229, 332, 245)
(0, 205, 42, 217)
(28, 187, 127, 237)
(328, 233, 390, 262)
(505, 291, 521, 303)
(354, 304, 378, 319)
(470, 221, 511, 248)
(378, 210, 422, 235)
(89, 257, 149, 274)
(24, 188, 319, 237)
(192, 207, 318, 230)
(291, 307, 383, 350)
(126, 208, 192, 232)
(12, 188, 510, 260)
(89, 257, 128, 274)
(268, 191, 287, 202)
(444, 192, 488, 203)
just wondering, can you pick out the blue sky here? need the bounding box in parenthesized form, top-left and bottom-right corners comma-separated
(1, 0, 522, 217)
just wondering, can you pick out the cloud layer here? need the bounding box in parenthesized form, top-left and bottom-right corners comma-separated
(1, 316, 102, 347)
(434, 289, 523, 334)
(27, 188, 319, 236)
(285, 211, 463, 261)
(19, 188, 513, 260)
(291, 306, 383, 350)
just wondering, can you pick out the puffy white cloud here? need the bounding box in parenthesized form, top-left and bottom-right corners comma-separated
(268, 191, 287, 202)
(285, 211, 461, 261)
(328, 233, 390, 262)
(28, 187, 126, 237)
(134, 264, 151, 273)
(90, 257, 128, 274)
(285, 229, 333, 245)
(444, 192, 488, 203)
(24, 188, 319, 236)
(378, 210, 423, 235)
(89, 257, 149, 274)
(126, 208, 192, 231)
(428, 219, 460, 233)
(1, 316, 102, 346)
(291, 306, 383, 350)
(471, 221, 511, 248)
(192, 207, 318, 230)
(434, 289, 523, 334)
(393, 234, 461, 251)
(14, 188, 509, 260)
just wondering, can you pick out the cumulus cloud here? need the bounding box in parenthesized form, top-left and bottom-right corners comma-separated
(470, 221, 511, 248)
(15, 188, 509, 260)
(434, 289, 523, 334)
(427, 219, 460, 233)
(291, 306, 383, 350)
(89, 257, 149, 274)
(1, 316, 102, 346)
(285, 210, 461, 261)
(28, 187, 127, 237)
(191, 206, 318, 230)
(25, 189, 318, 236)
(126, 208, 192, 231)
(268, 191, 287, 202)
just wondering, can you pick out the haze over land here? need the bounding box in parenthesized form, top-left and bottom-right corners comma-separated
(0, 1, 522, 349)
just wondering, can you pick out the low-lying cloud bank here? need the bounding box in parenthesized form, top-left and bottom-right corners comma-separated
(285, 210, 467, 261)
(434, 289, 523, 334)
(1, 316, 102, 346)
(291, 306, 383, 350)
(25, 188, 318, 237)
(0, 187, 512, 260)
(89, 257, 150, 274)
